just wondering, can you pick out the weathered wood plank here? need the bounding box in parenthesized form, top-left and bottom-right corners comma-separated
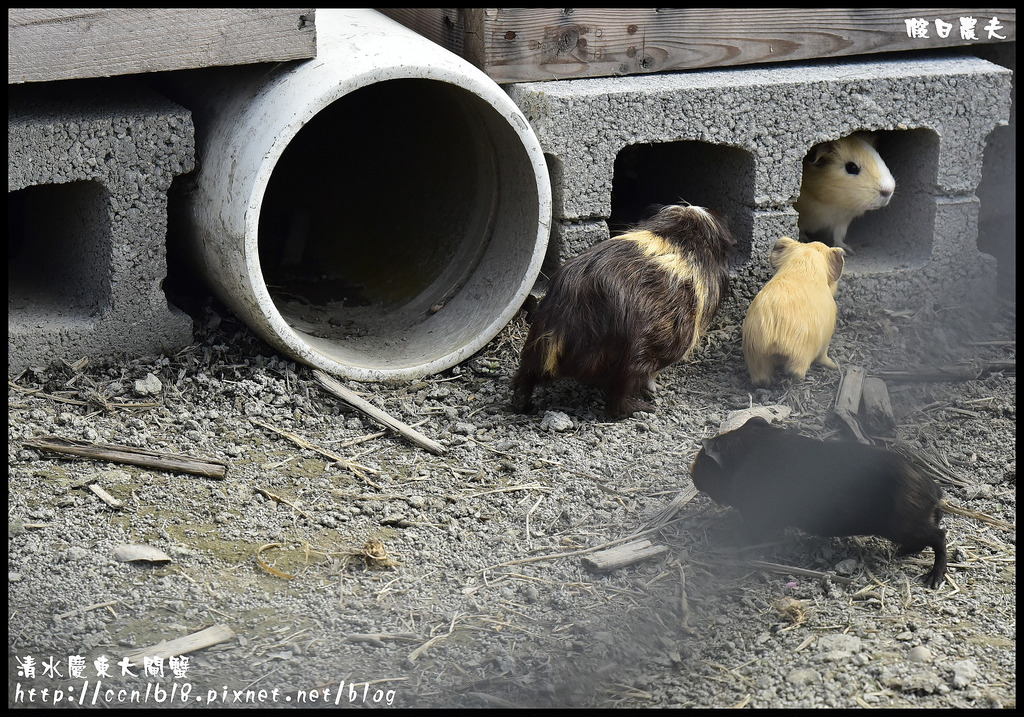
(861, 377, 897, 438)
(380, 8, 1016, 83)
(834, 365, 871, 444)
(24, 435, 229, 479)
(581, 539, 668, 572)
(8, 8, 316, 84)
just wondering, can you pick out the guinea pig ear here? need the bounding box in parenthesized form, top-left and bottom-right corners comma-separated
(852, 131, 879, 148)
(769, 237, 796, 269)
(700, 438, 726, 468)
(805, 140, 838, 167)
(827, 247, 846, 283)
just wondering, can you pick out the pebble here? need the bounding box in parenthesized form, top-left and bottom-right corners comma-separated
(133, 373, 163, 396)
(907, 645, 933, 663)
(951, 659, 978, 689)
(786, 668, 821, 686)
(540, 411, 573, 432)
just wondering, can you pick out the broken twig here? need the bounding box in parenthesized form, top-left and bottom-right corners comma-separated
(250, 417, 378, 478)
(875, 361, 1014, 382)
(861, 377, 896, 438)
(581, 539, 668, 572)
(313, 370, 447, 455)
(122, 624, 236, 665)
(24, 436, 228, 479)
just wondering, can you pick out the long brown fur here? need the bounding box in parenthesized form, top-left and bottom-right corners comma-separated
(742, 237, 845, 387)
(511, 204, 734, 418)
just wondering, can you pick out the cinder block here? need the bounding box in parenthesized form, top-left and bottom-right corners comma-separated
(8, 80, 195, 374)
(972, 42, 1016, 299)
(506, 56, 1013, 319)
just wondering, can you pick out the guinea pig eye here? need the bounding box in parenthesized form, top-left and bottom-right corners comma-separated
(845, 161, 861, 175)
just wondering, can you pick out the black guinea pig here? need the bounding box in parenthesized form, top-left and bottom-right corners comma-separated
(511, 203, 735, 418)
(691, 416, 947, 588)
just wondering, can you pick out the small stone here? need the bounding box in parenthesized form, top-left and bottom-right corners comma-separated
(786, 668, 821, 686)
(907, 645, 933, 663)
(952, 659, 978, 689)
(540, 411, 573, 432)
(133, 373, 163, 396)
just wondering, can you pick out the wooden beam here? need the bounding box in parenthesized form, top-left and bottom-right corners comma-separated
(380, 8, 1016, 83)
(8, 8, 316, 84)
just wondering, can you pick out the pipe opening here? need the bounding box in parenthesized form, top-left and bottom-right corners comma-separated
(256, 77, 542, 374)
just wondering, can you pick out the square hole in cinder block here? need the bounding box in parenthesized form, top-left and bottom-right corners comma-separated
(610, 141, 756, 266)
(798, 129, 938, 273)
(8, 182, 112, 322)
(977, 122, 1015, 300)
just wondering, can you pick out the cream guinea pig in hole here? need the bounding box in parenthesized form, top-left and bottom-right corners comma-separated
(794, 132, 895, 255)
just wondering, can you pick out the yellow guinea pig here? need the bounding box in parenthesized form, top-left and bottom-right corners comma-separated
(742, 237, 845, 387)
(794, 132, 895, 255)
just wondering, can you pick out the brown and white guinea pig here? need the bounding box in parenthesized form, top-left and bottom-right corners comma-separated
(794, 132, 895, 254)
(742, 236, 845, 387)
(691, 416, 947, 588)
(511, 203, 735, 418)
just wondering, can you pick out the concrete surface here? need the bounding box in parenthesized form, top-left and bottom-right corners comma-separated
(505, 54, 1014, 320)
(8, 79, 195, 374)
(6, 52, 1014, 374)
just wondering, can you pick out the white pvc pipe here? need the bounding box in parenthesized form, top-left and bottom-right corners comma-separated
(179, 8, 551, 381)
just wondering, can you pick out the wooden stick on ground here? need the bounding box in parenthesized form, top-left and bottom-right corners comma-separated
(861, 377, 896, 438)
(743, 559, 857, 584)
(875, 361, 1015, 382)
(313, 370, 447, 455)
(122, 624, 236, 666)
(834, 365, 870, 444)
(249, 417, 379, 478)
(581, 539, 668, 572)
(24, 436, 228, 479)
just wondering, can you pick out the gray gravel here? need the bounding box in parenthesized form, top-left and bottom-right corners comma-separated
(8, 296, 1015, 709)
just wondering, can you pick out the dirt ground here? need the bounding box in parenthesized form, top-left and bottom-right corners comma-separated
(7, 290, 1015, 709)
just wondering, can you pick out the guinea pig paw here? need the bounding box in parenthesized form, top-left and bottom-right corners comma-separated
(923, 568, 946, 590)
(834, 240, 855, 255)
(626, 399, 657, 416)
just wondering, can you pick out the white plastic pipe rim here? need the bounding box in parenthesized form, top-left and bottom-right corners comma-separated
(184, 9, 551, 382)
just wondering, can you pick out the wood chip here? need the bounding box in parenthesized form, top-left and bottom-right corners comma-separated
(113, 544, 172, 563)
(122, 624, 236, 665)
(87, 483, 125, 509)
(581, 539, 669, 572)
(861, 377, 896, 438)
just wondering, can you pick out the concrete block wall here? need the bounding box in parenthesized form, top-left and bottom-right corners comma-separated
(505, 55, 1014, 322)
(972, 42, 1016, 298)
(8, 80, 196, 374)
(6, 53, 1013, 375)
